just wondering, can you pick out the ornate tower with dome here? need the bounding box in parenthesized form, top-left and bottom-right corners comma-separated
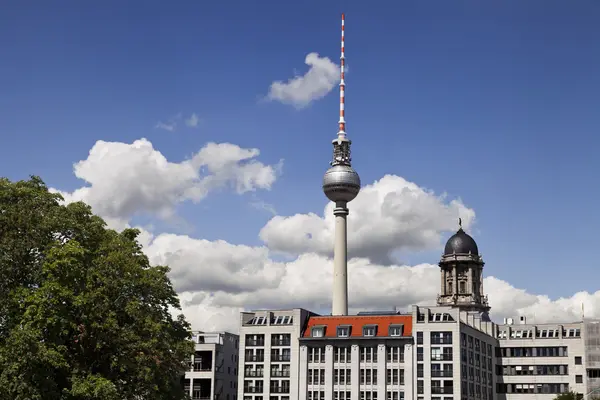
(436, 220, 491, 317)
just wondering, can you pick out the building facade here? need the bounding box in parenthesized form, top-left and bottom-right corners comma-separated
(235, 226, 596, 400)
(238, 308, 316, 400)
(495, 317, 587, 399)
(183, 331, 239, 400)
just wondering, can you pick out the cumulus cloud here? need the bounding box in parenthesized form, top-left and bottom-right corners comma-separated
(145, 232, 599, 333)
(51, 138, 597, 334)
(260, 175, 475, 265)
(267, 52, 340, 108)
(52, 138, 280, 229)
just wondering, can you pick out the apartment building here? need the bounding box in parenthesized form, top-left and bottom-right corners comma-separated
(183, 331, 240, 400)
(299, 312, 414, 400)
(238, 308, 316, 400)
(412, 306, 497, 400)
(495, 317, 587, 399)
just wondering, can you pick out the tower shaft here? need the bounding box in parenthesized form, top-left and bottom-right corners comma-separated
(332, 203, 349, 315)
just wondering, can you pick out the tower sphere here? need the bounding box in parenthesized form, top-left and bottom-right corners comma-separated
(322, 164, 361, 203)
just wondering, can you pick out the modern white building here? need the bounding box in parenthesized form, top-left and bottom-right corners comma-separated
(495, 317, 587, 399)
(237, 308, 316, 400)
(183, 331, 240, 400)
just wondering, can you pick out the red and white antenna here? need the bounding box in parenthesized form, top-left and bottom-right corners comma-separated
(338, 13, 346, 138)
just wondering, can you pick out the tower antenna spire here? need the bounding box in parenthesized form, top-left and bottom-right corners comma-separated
(322, 13, 361, 316)
(338, 13, 346, 139)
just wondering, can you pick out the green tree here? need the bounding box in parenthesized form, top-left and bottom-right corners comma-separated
(554, 392, 584, 400)
(0, 177, 194, 400)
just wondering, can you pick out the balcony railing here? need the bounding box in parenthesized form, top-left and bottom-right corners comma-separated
(271, 340, 291, 346)
(193, 365, 212, 372)
(431, 354, 453, 361)
(271, 355, 291, 362)
(244, 370, 264, 377)
(431, 338, 453, 345)
(244, 387, 263, 393)
(271, 370, 291, 377)
(431, 387, 453, 394)
(270, 387, 291, 394)
(431, 370, 453, 378)
(245, 355, 265, 362)
(246, 340, 265, 347)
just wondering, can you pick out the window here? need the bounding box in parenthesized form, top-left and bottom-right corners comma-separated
(312, 327, 325, 338)
(576, 375, 583, 384)
(337, 326, 350, 337)
(389, 325, 403, 337)
(417, 332, 423, 345)
(363, 325, 377, 337)
(575, 356, 582, 365)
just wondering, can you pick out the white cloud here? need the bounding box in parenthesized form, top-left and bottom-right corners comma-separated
(267, 52, 340, 108)
(260, 175, 475, 265)
(52, 138, 597, 334)
(52, 138, 280, 229)
(185, 113, 200, 128)
(138, 174, 597, 333)
(155, 113, 182, 132)
(148, 234, 599, 333)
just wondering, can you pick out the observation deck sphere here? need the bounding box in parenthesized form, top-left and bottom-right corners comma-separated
(322, 164, 361, 203)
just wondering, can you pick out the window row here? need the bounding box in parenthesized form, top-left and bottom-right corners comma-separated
(308, 346, 405, 364)
(245, 334, 291, 347)
(416, 331, 453, 345)
(496, 364, 569, 376)
(496, 383, 570, 394)
(496, 346, 568, 357)
(498, 328, 582, 340)
(311, 324, 404, 338)
(246, 315, 294, 325)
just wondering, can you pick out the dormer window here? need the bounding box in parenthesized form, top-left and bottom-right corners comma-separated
(312, 326, 325, 338)
(337, 326, 351, 337)
(389, 325, 403, 337)
(363, 325, 377, 337)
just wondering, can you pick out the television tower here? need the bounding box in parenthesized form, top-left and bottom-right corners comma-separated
(322, 13, 361, 316)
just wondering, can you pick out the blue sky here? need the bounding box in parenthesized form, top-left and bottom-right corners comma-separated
(2, 1, 600, 307)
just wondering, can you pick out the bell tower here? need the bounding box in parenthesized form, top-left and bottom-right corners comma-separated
(437, 219, 490, 316)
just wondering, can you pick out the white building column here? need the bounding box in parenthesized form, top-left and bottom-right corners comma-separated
(351, 345, 360, 400)
(325, 345, 334, 400)
(299, 346, 308, 400)
(377, 344, 386, 399)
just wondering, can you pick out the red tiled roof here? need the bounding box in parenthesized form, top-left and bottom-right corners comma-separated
(302, 315, 412, 338)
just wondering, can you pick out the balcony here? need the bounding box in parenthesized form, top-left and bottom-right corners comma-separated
(431, 370, 453, 378)
(431, 354, 453, 361)
(245, 355, 265, 362)
(270, 387, 290, 394)
(193, 350, 213, 371)
(271, 354, 291, 362)
(244, 387, 263, 394)
(431, 387, 453, 395)
(246, 340, 265, 347)
(271, 370, 291, 377)
(271, 340, 291, 346)
(245, 370, 264, 377)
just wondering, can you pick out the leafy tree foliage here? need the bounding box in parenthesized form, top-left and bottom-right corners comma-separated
(554, 392, 584, 400)
(0, 177, 194, 400)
